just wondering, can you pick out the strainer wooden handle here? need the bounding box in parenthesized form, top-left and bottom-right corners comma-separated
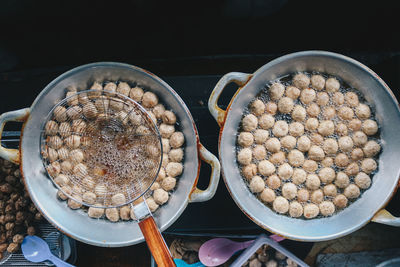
(139, 216, 176, 267)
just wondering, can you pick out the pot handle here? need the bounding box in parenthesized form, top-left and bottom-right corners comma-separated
(372, 209, 400, 227)
(208, 72, 252, 127)
(189, 143, 221, 203)
(0, 108, 31, 165)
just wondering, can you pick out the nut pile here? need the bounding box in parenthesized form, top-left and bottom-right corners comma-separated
(243, 245, 298, 267)
(0, 158, 39, 260)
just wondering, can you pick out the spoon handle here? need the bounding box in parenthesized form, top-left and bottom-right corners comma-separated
(240, 240, 255, 250)
(48, 254, 75, 267)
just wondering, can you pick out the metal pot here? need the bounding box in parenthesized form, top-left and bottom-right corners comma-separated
(208, 51, 400, 241)
(0, 62, 220, 247)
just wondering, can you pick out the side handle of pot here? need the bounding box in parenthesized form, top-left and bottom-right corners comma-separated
(0, 108, 30, 165)
(208, 72, 252, 127)
(372, 209, 400, 227)
(189, 143, 221, 203)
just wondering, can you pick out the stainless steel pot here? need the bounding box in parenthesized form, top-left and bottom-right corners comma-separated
(208, 51, 400, 241)
(0, 62, 221, 247)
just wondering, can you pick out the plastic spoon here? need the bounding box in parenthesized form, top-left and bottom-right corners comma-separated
(199, 235, 284, 266)
(21, 235, 75, 267)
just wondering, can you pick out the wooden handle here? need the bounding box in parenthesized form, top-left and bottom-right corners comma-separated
(138, 216, 175, 267)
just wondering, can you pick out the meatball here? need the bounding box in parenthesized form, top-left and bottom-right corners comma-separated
(303, 160, 318, 173)
(278, 163, 293, 180)
(318, 167, 336, 183)
(170, 132, 184, 148)
(323, 184, 337, 197)
(269, 151, 286, 165)
(259, 114, 275, 129)
(46, 161, 61, 177)
(362, 119, 378, 135)
(318, 120, 334, 136)
(288, 150, 304, 167)
(169, 148, 184, 162)
(254, 129, 269, 144)
(272, 121, 289, 137)
(273, 196, 289, 214)
(242, 164, 258, 180)
(307, 103, 321, 117)
(292, 168, 307, 185)
(308, 145, 325, 161)
(319, 201, 335, 216)
(346, 162, 360, 176)
(237, 148, 252, 165)
(325, 77, 340, 92)
(293, 73, 310, 89)
(323, 138, 338, 155)
(355, 172, 371, 189)
(363, 140, 381, 157)
(345, 92, 359, 107)
(146, 197, 159, 212)
(269, 83, 285, 100)
(281, 136, 297, 149)
(317, 92, 329, 106)
(162, 138, 171, 153)
(249, 176, 265, 193)
(265, 138, 281, 152)
(297, 136, 311, 152)
(82, 192, 97, 205)
(142, 92, 158, 108)
(286, 86, 301, 99)
(303, 203, 320, 219)
(306, 174, 321, 190)
(54, 106, 68, 122)
(348, 119, 362, 132)
(238, 132, 254, 147)
(311, 74, 325, 90)
(154, 188, 169, 205)
(288, 122, 304, 137)
(251, 99, 265, 116)
(258, 160, 276, 176)
(282, 183, 297, 200)
(334, 194, 348, 209)
(265, 102, 278, 115)
(88, 205, 105, 219)
(336, 123, 348, 136)
(289, 201, 303, 218)
(332, 92, 344, 105)
(352, 131, 368, 146)
(323, 106, 336, 120)
(321, 157, 334, 167)
(300, 88, 316, 104)
(338, 136, 354, 152)
(48, 135, 63, 149)
(351, 148, 364, 161)
(253, 145, 267, 160)
(82, 103, 98, 119)
(159, 123, 175, 138)
(66, 106, 82, 120)
(260, 188, 276, 203)
(129, 86, 144, 102)
(297, 188, 310, 202)
(355, 104, 371, 119)
(335, 153, 350, 167)
(162, 111, 177, 125)
(153, 104, 166, 119)
(166, 162, 183, 177)
(344, 184, 360, 199)
(266, 175, 281, 189)
(45, 120, 58, 135)
(160, 176, 176, 191)
(278, 97, 294, 113)
(361, 158, 377, 173)
(335, 172, 350, 188)
(311, 189, 324, 204)
(292, 105, 307, 121)
(305, 118, 319, 131)
(338, 107, 354, 120)
(68, 196, 82, 210)
(242, 114, 258, 131)
(105, 208, 119, 222)
(54, 174, 69, 187)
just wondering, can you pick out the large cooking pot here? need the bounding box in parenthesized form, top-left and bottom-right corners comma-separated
(0, 62, 220, 247)
(208, 51, 400, 241)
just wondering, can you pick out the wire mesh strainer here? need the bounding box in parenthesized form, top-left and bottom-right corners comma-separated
(40, 89, 163, 208)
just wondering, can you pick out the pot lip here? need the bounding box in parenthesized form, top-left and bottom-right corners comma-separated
(20, 62, 202, 247)
(218, 50, 400, 241)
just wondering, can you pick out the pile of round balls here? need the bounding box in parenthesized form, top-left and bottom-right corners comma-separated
(43, 81, 184, 222)
(237, 72, 381, 219)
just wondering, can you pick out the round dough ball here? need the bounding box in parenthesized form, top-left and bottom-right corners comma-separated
(162, 138, 171, 153)
(82, 103, 98, 119)
(278, 97, 294, 114)
(323, 138, 339, 155)
(258, 160, 276, 176)
(237, 148, 252, 165)
(170, 132, 184, 148)
(292, 168, 307, 185)
(269, 151, 286, 165)
(345, 162, 360, 176)
(362, 119, 378, 135)
(54, 106, 68, 122)
(311, 189, 324, 204)
(311, 74, 325, 90)
(273, 196, 289, 214)
(242, 114, 258, 132)
(73, 163, 87, 178)
(332, 92, 344, 105)
(305, 118, 319, 131)
(265, 102, 278, 115)
(266, 260, 278, 267)
(345, 92, 359, 107)
(335, 153, 350, 167)
(307, 103, 321, 117)
(60, 160, 73, 173)
(282, 183, 297, 200)
(281, 136, 297, 149)
(47, 147, 58, 162)
(344, 184, 360, 199)
(355, 172, 371, 189)
(68, 196, 82, 210)
(159, 123, 175, 138)
(278, 163, 293, 180)
(338, 136, 354, 152)
(324, 184, 337, 197)
(355, 104, 371, 119)
(297, 188, 310, 202)
(351, 148, 364, 161)
(116, 82, 130, 96)
(300, 88, 316, 104)
(142, 92, 158, 108)
(105, 208, 119, 222)
(292, 105, 307, 121)
(153, 188, 169, 205)
(334, 194, 348, 209)
(321, 157, 334, 167)
(323, 106, 336, 120)
(308, 145, 325, 161)
(325, 77, 340, 92)
(363, 140, 381, 157)
(348, 119, 362, 132)
(249, 176, 265, 193)
(238, 132, 254, 147)
(304, 203, 320, 219)
(161, 176, 177, 191)
(129, 86, 144, 102)
(336, 123, 348, 136)
(69, 149, 84, 164)
(319, 201, 335, 216)
(48, 135, 63, 149)
(361, 158, 377, 173)
(82, 192, 97, 205)
(166, 162, 183, 177)
(319, 167, 336, 183)
(254, 129, 269, 144)
(353, 131, 368, 146)
(306, 174, 321, 190)
(266, 175, 281, 189)
(265, 138, 281, 152)
(293, 73, 310, 89)
(286, 86, 301, 99)
(317, 92, 329, 106)
(297, 136, 311, 152)
(162, 111, 177, 125)
(311, 133, 324, 145)
(54, 174, 69, 187)
(251, 99, 265, 116)
(288, 122, 304, 137)
(318, 120, 334, 136)
(120, 206, 131, 221)
(335, 172, 350, 188)
(45, 120, 59, 136)
(242, 164, 257, 180)
(66, 106, 82, 120)
(289, 201, 303, 218)
(260, 188, 276, 203)
(259, 114, 275, 129)
(59, 122, 72, 137)
(146, 197, 159, 212)
(253, 145, 267, 160)
(88, 205, 105, 219)
(338, 107, 354, 120)
(169, 148, 183, 162)
(269, 82, 285, 100)
(153, 104, 166, 119)
(111, 193, 126, 206)
(288, 150, 304, 167)
(303, 160, 318, 173)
